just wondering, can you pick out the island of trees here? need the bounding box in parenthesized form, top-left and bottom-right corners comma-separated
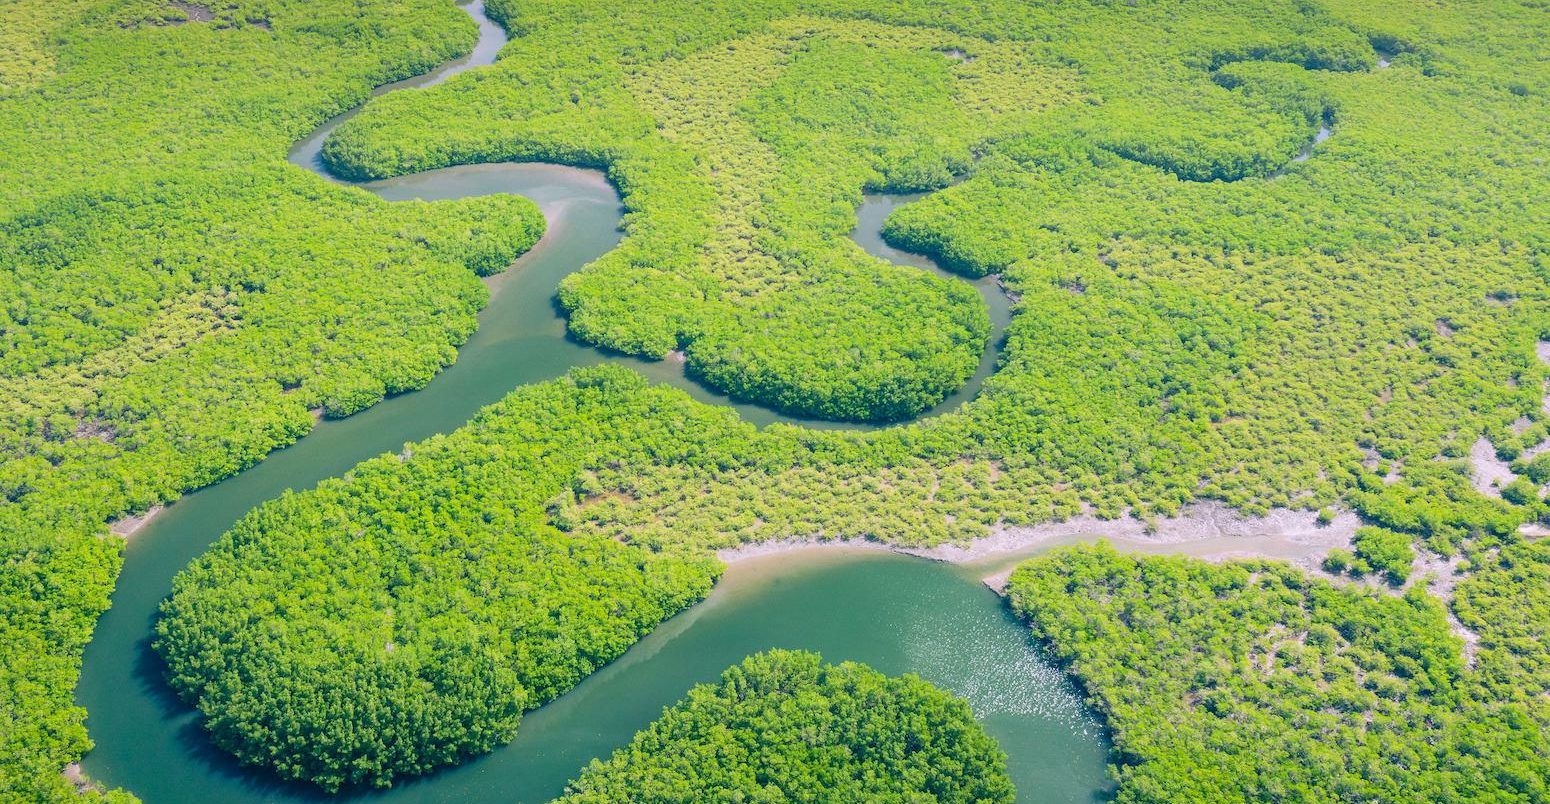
(559, 650, 1015, 803)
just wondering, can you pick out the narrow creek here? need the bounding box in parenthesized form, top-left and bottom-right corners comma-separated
(286, 0, 1009, 431)
(76, 2, 1091, 801)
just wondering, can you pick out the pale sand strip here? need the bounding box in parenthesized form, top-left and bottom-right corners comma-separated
(107, 505, 164, 539)
(717, 501, 1360, 586)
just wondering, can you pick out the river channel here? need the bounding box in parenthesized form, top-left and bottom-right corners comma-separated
(75, 2, 1103, 801)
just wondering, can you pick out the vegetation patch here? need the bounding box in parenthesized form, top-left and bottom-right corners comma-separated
(559, 650, 1016, 803)
(324, 11, 1085, 421)
(1006, 543, 1549, 802)
(0, 0, 541, 796)
(154, 369, 731, 790)
(6, 0, 1550, 797)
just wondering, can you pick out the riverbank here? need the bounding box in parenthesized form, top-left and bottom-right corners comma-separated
(107, 505, 163, 539)
(711, 503, 1507, 666)
(717, 501, 1361, 589)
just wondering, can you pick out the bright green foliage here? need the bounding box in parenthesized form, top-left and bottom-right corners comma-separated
(1350, 526, 1414, 585)
(323, 6, 1084, 421)
(1500, 477, 1540, 507)
(0, 0, 543, 796)
(559, 650, 1016, 803)
(318, 0, 1550, 536)
(1512, 453, 1550, 486)
(1347, 461, 1522, 557)
(0, 0, 94, 92)
(1452, 542, 1550, 724)
(155, 368, 729, 790)
(1006, 544, 1550, 803)
(9, 0, 1550, 795)
(1322, 547, 1359, 575)
(0, 535, 132, 803)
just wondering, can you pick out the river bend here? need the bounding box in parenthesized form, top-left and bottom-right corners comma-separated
(76, 3, 1097, 801)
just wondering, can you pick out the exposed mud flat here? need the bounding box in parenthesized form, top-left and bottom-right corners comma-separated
(718, 502, 1361, 593)
(107, 505, 163, 539)
(929, 502, 1357, 561)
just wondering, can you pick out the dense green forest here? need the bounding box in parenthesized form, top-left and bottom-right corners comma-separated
(4, 0, 1550, 799)
(0, 0, 544, 798)
(149, 364, 1547, 792)
(558, 650, 1015, 803)
(153, 368, 739, 789)
(321, 0, 1550, 541)
(1006, 543, 1549, 802)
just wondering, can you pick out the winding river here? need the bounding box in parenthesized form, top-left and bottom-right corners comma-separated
(76, 2, 1098, 801)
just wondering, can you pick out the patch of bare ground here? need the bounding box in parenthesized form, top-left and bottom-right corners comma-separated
(1521, 436, 1550, 461)
(73, 417, 117, 443)
(1520, 522, 1550, 539)
(716, 537, 892, 564)
(717, 502, 1361, 591)
(1420, 553, 1480, 668)
(1470, 437, 1513, 497)
(994, 275, 1020, 304)
(715, 505, 1487, 669)
(62, 763, 101, 794)
(941, 501, 1360, 563)
(125, 3, 270, 29)
(979, 566, 1019, 593)
(108, 505, 163, 539)
(170, 2, 215, 22)
(1360, 446, 1402, 484)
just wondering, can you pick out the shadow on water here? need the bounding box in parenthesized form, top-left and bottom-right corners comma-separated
(77, 2, 1107, 802)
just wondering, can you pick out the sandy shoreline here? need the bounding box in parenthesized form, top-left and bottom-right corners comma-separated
(716, 502, 1361, 588)
(713, 505, 1493, 658)
(63, 762, 101, 794)
(107, 505, 164, 539)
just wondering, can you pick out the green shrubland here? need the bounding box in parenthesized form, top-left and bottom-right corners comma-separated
(321, 0, 1550, 527)
(1006, 543, 1550, 802)
(6, 0, 1550, 797)
(1351, 526, 1415, 584)
(0, 0, 543, 796)
(323, 8, 1084, 421)
(151, 366, 1543, 793)
(559, 650, 1015, 803)
(155, 369, 728, 789)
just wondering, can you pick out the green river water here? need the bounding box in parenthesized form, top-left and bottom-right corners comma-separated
(74, 2, 1109, 800)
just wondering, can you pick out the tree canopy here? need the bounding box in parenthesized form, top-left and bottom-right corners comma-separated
(1006, 543, 1550, 802)
(5, 0, 1550, 797)
(559, 650, 1016, 804)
